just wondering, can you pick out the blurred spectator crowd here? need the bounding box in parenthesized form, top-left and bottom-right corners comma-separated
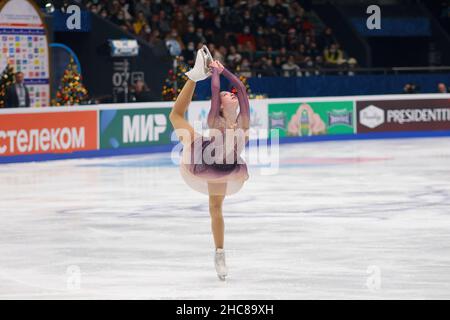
(83, 0, 358, 77)
(402, 82, 449, 94)
(439, 0, 450, 30)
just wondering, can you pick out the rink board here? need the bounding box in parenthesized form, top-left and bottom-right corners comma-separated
(1, 93, 450, 163)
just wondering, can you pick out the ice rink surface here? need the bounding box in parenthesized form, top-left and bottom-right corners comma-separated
(1, 137, 450, 299)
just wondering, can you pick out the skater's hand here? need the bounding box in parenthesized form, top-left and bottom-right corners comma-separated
(209, 60, 224, 74)
(216, 61, 225, 73)
(209, 61, 218, 71)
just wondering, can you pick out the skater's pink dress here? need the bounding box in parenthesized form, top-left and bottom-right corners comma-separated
(180, 67, 250, 196)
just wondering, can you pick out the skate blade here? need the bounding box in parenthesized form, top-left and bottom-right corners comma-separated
(202, 45, 213, 71)
(217, 274, 226, 281)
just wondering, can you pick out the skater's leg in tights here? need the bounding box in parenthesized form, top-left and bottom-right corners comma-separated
(169, 79, 198, 146)
(209, 194, 225, 249)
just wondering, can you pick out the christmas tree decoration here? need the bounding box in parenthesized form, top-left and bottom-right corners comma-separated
(229, 64, 252, 96)
(0, 64, 15, 108)
(162, 56, 189, 101)
(230, 74, 252, 97)
(53, 58, 89, 106)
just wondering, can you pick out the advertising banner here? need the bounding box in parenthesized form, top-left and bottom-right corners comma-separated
(357, 99, 450, 133)
(0, 110, 98, 156)
(188, 100, 269, 139)
(100, 108, 173, 149)
(268, 101, 354, 137)
(0, 0, 51, 107)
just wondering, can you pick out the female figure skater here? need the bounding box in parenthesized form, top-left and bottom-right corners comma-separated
(169, 46, 250, 280)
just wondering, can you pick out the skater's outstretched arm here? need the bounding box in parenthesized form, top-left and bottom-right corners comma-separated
(207, 68, 221, 128)
(221, 67, 250, 129)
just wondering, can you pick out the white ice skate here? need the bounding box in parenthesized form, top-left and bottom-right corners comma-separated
(185, 46, 212, 82)
(202, 45, 214, 68)
(214, 248, 228, 281)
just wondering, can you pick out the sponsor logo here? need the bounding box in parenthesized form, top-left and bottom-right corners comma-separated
(0, 111, 97, 156)
(269, 111, 286, 129)
(386, 108, 450, 124)
(327, 109, 353, 127)
(123, 114, 167, 143)
(100, 108, 172, 149)
(359, 105, 384, 128)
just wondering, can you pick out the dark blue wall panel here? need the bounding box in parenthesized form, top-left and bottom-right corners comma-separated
(195, 74, 450, 100)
